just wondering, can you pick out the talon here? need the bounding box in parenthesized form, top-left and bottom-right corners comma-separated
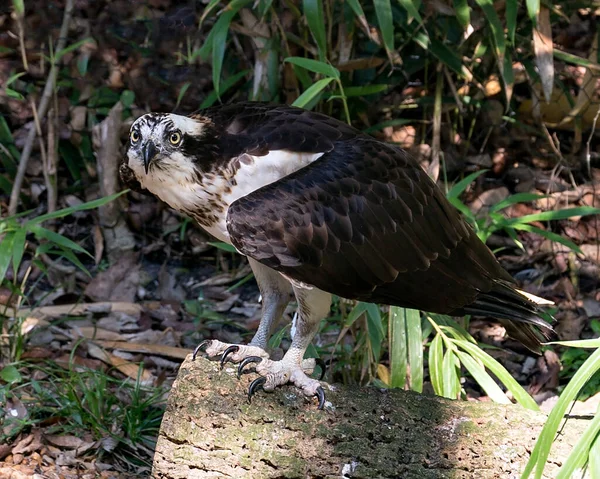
(237, 356, 263, 379)
(193, 340, 211, 360)
(248, 377, 266, 403)
(315, 358, 327, 380)
(220, 345, 240, 369)
(315, 386, 326, 410)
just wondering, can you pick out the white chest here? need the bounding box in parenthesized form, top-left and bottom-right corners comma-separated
(128, 149, 323, 244)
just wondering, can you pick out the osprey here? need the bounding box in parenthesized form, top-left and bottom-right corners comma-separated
(121, 102, 553, 409)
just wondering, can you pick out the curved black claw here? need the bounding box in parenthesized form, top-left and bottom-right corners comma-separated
(248, 377, 266, 403)
(220, 345, 240, 369)
(237, 356, 263, 379)
(192, 340, 211, 360)
(315, 386, 326, 410)
(314, 358, 327, 381)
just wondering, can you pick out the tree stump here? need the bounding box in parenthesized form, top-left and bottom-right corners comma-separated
(152, 356, 587, 478)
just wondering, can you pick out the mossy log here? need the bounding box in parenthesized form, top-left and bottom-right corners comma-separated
(152, 355, 587, 479)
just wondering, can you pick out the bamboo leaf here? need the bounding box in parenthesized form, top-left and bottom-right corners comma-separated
(292, 77, 334, 108)
(365, 303, 384, 361)
(11, 227, 26, 279)
(442, 349, 461, 399)
(506, 0, 517, 44)
(489, 193, 547, 213)
(406, 308, 423, 392)
(373, 0, 394, 54)
(389, 306, 408, 389)
(303, 0, 327, 61)
(526, 0, 540, 26)
(455, 350, 511, 404)
(454, 0, 470, 29)
(0, 231, 15, 285)
(511, 223, 582, 254)
(453, 339, 539, 410)
(473, 0, 506, 61)
(429, 333, 444, 395)
(502, 206, 600, 225)
(555, 409, 600, 479)
(397, 0, 423, 24)
(447, 170, 488, 199)
(284, 57, 340, 79)
(521, 346, 600, 478)
(29, 225, 91, 257)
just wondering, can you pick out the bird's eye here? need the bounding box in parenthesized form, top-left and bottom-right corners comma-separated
(169, 131, 182, 145)
(130, 130, 140, 143)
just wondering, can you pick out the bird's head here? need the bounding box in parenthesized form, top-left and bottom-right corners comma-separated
(126, 112, 213, 178)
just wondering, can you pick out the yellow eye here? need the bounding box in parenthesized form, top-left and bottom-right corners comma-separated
(130, 130, 140, 143)
(169, 131, 182, 145)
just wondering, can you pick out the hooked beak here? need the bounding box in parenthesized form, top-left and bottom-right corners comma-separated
(143, 142, 158, 174)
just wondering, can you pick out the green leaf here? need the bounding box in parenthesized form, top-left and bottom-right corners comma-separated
(268, 324, 290, 349)
(120, 90, 135, 109)
(373, 0, 395, 54)
(506, 0, 517, 44)
(414, 32, 472, 79)
(489, 193, 547, 213)
(442, 349, 461, 399)
(303, 0, 327, 61)
(347, 0, 367, 20)
(284, 57, 340, 79)
(207, 241, 239, 253)
(29, 225, 91, 257)
(406, 308, 423, 392)
(473, 0, 505, 60)
(455, 350, 511, 404)
(54, 246, 90, 276)
(429, 333, 444, 395)
(365, 303, 384, 361)
(526, 0, 540, 26)
(333, 85, 389, 97)
(0, 231, 15, 284)
(12, 0, 25, 16)
(211, 12, 234, 98)
(590, 429, 600, 479)
(511, 223, 582, 254)
(6, 72, 26, 87)
(521, 346, 600, 478)
(389, 306, 408, 389)
(54, 38, 94, 63)
(11, 228, 26, 280)
(555, 408, 600, 479)
(453, 339, 539, 410)
(553, 50, 600, 71)
(292, 78, 334, 108)
(200, 70, 250, 109)
(454, 0, 470, 29)
(397, 0, 423, 24)
(549, 339, 600, 349)
(27, 191, 127, 224)
(345, 301, 369, 327)
(503, 206, 600, 225)
(0, 365, 22, 384)
(446, 170, 488, 199)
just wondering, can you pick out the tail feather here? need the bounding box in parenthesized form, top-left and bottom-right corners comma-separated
(458, 280, 554, 354)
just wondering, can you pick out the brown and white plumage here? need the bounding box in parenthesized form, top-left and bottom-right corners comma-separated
(122, 102, 553, 407)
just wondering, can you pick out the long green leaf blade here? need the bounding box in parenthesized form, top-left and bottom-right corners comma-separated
(555, 409, 600, 479)
(474, 0, 506, 60)
(429, 333, 444, 395)
(373, 0, 394, 54)
(0, 231, 15, 284)
(397, 0, 423, 24)
(521, 346, 600, 478)
(29, 225, 91, 257)
(406, 308, 423, 392)
(284, 57, 340, 79)
(455, 350, 511, 404)
(292, 77, 334, 108)
(447, 170, 488, 199)
(453, 339, 539, 410)
(303, 0, 327, 61)
(389, 306, 407, 388)
(442, 349, 460, 399)
(502, 206, 600, 225)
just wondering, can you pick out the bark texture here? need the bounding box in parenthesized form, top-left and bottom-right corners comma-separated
(153, 356, 588, 479)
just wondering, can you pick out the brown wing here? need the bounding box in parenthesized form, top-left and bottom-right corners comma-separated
(227, 135, 553, 351)
(202, 102, 362, 159)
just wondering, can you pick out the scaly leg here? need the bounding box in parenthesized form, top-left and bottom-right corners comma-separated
(241, 284, 332, 409)
(194, 259, 293, 365)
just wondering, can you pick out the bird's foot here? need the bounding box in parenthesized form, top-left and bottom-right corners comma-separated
(242, 357, 327, 409)
(193, 339, 269, 368)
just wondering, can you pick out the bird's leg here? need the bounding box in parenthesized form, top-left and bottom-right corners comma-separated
(243, 285, 332, 408)
(194, 259, 293, 365)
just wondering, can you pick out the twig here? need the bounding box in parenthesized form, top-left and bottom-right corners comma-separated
(46, 108, 58, 214)
(8, 0, 74, 216)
